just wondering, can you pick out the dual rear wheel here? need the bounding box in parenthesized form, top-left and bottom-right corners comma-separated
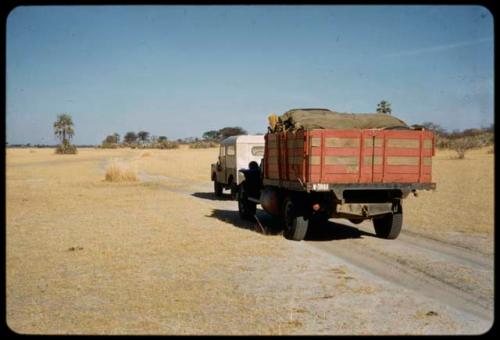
(372, 203, 403, 239)
(237, 184, 402, 241)
(282, 198, 309, 241)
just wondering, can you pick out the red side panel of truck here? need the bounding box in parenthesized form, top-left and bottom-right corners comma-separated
(264, 129, 435, 185)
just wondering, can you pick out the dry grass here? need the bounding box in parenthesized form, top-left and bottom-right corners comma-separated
(405, 147, 494, 234)
(105, 160, 138, 182)
(5, 148, 299, 334)
(5, 146, 494, 334)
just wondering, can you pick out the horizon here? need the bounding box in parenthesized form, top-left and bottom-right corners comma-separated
(6, 5, 494, 145)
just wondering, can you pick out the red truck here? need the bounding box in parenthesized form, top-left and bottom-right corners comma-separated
(237, 109, 436, 241)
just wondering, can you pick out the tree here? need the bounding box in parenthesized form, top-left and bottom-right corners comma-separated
(53, 113, 77, 154)
(113, 133, 120, 144)
(481, 123, 494, 133)
(137, 131, 150, 144)
(104, 135, 116, 144)
(218, 126, 248, 139)
(158, 136, 168, 142)
(202, 130, 221, 141)
(123, 131, 138, 144)
(420, 122, 448, 137)
(53, 113, 75, 145)
(376, 100, 392, 115)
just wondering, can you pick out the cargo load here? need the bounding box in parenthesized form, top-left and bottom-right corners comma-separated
(268, 108, 409, 132)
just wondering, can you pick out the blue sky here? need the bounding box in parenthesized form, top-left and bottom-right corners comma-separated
(6, 5, 494, 145)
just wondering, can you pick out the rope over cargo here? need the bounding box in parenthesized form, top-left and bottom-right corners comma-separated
(268, 108, 409, 132)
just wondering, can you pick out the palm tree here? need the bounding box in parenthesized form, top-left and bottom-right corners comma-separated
(53, 113, 75, 145)
(376, 100, 392, 115)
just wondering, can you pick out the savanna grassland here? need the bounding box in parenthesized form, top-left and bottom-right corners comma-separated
(6, 146, 494, 334)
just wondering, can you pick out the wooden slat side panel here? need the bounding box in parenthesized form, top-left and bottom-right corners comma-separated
(266, 129, 434, 185)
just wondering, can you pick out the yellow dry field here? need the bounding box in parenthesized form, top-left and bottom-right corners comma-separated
(404, 147, 494, 235)
(5, 146, 494, 334)
(6, 146, 308, 334)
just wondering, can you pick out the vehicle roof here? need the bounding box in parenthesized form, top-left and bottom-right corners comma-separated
(219, 135, 265, 145)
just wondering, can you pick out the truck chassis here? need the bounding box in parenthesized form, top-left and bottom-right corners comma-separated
(238, 168, 435, 241)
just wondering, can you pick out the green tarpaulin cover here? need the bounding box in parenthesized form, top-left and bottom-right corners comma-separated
(270, 108, 409, 132)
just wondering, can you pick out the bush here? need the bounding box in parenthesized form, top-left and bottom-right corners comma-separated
(448, 136, 483, 159)
(101, 142, 119, 149)
(435, 136, 450, 149)
(436, 131, 493, 152)
(104, 160, 138, 182)
(55, 142, 77, 154)
(157, 141, 179, 149)
(189, 141, 219, 149)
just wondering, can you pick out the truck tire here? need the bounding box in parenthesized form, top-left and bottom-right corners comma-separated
(282, 198, 308, 241)
(373, 203, 402, 239)
(214, 180, 223, 197)
(238, 184, 256, 220)
(230, 182, 238, 200)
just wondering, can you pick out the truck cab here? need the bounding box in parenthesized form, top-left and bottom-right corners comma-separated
(211, 135, 265, 199)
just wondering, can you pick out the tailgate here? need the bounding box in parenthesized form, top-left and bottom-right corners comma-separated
(264, 128, 435, 185)
(306, 129, 435, 184)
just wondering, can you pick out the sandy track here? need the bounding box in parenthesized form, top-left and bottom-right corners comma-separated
(308, 227, 493, 321)
(141, 171, 494, 326)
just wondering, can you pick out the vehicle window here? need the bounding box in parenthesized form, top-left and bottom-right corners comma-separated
(226, 145, 235, 156)
(251, 146, 265, 157)
(219, 146, 225, 156)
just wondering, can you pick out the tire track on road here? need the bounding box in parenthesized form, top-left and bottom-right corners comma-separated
(307, 225, 493, 322)
(129, 170, 494, 323)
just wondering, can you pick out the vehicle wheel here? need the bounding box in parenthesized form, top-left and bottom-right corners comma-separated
(230, 182, 238, 200)
(214, 180, 223, 197)
(282, 198, 309, 241)
(238, 184, 256, 220)
(349, 218, 364, 225)
(373, 203, 403, 239)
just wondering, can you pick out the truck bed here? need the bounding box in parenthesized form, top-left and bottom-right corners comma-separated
(263, 128, 436, 190)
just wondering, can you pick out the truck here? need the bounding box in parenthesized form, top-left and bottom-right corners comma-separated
(211, 135, 265, 199)
(237, 108, 436, 241)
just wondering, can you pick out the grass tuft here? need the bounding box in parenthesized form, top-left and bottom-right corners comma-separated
(105, 160, 138, 182)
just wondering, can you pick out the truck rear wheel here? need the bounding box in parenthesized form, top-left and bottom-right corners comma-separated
(373, 203, 402, 239)
(214, 180, 223, 197)
(230, 182, 238, 200)
(282, 198, 308, 241)
(238, 184, 256, 220)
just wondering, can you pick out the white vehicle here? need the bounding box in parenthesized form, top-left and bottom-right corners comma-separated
(211, 135, 265, 199)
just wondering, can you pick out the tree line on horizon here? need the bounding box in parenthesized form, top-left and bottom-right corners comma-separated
(100, 126, 250, 149)
(6, 112, 494, 159)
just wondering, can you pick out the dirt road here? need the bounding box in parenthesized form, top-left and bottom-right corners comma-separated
(144, 172, 494, 334)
